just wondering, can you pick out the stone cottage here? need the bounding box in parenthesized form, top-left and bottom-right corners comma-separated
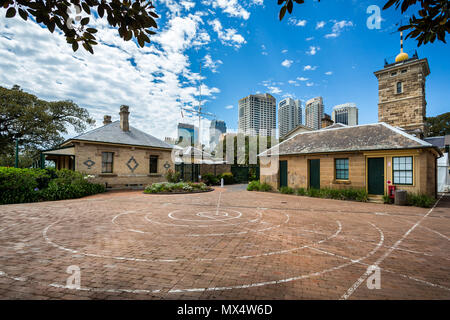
(42, 106, 174, 188)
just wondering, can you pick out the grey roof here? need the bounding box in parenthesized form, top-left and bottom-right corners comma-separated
(322, 123, 347, 130)
(424, 136, 445, 149)
(65, 121, 173, 149)
(260, 122, 438, 156)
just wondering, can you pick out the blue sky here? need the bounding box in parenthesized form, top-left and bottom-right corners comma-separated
(0, 0, 449, 142)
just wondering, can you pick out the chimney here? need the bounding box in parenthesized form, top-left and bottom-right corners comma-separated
(103, 115, 112, 126)
(119, 105, 130, 132)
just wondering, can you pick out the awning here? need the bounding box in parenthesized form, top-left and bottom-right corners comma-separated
(42, 147, 75, 156)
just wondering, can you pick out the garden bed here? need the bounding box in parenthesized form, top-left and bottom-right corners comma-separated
(144, 182, 212, 194)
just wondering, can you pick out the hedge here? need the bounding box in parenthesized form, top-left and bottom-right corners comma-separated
(0, 167, 105, 205)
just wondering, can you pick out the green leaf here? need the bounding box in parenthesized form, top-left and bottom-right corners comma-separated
(81, 2, 90, 14)
(86, 28, 97, 33)
(98, 5, 105, 18)
(279, 5, 287, 21)
(287, 0, 293, 14)
(72, 41, 79, 52)
(5, 7, 16, 18)
(18, 8, 28, 21)
(82, 42, 94, 54)
(80, 17, 89, 26)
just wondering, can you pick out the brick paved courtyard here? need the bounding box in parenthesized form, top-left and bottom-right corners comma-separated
(0, 186, 449, 300)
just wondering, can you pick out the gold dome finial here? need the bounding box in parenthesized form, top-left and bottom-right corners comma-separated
(395, 31, 409, 62)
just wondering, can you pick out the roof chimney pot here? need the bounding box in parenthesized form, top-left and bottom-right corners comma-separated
(103, 115, 112, 126)
(119, 105, 130, 132)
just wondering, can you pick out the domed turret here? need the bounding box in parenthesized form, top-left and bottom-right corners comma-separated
(395, 51, 409, 62)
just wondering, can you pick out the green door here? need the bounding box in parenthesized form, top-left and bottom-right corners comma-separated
(368, 157, 385, 195)
(279, 160, 288, 188)
(309, 159, 320, 189)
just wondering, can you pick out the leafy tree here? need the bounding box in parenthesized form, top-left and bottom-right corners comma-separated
(0, 85, 95, 166)
(1, 0, 158, 53)
(426, 112, 450, 137)
(277, 0, 449, 46)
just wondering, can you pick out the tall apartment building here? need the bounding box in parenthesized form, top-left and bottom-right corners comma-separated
(332, 103, 359, 126)
(238, 93, 276, 136)
(177, 123, 198, 147)
(209, 120, 227, 150)
(305, 97, 324, 130)
(278, 98, 302, 138)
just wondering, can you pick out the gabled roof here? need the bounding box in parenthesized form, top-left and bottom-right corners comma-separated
(259, 122, 440, 157)
(62, 121, 172, 149)
(322, 123, 347, 130)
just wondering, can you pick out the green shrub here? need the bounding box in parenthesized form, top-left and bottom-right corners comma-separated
(144, 182, 210, 194)
(306, 188, 320, 197)
(202, 173, 219, 186)
(219, 172, 235, 185)
(0, 167, 105, 204)
(259, 183, 272, 192)
(406, 193, 435, 208)
(247, 180, 261, 191)
(382, 194, 393, 204)
(279, 186, 294, 194)
(165, 169, 181, 183)
(296, 188, 306, 196)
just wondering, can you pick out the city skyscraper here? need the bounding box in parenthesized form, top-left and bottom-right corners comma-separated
(177, 123, 198, 147)
(238, 93, 276, 136)
(209, 120, 227, 150)
(278, 98, 302, 138)
(332, 103, 359, 126)
(305, 97, 324, 130)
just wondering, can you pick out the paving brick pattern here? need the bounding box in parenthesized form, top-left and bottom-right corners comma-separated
(0, 187, 449, 300)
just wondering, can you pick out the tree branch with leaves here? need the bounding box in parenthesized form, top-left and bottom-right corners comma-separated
(1, 0, 159, 53)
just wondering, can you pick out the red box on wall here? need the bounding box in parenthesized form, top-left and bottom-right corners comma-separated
(388, 185, 396, 199)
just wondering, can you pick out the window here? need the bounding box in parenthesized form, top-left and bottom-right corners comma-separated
(393, 156, 413, 185)
(149, 156, 158, 174)
(102, 152, 114, 173)
(396, 81, 402, 94)
(335, 158, 349, 180)
(391, 72, 397, 76)
(401, 69, 407, 74)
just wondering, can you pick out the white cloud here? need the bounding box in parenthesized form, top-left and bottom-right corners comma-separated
(306, 37, 314, 41)
(252, 0, 264, 5)
(261, 44, 268, 55)
(281, 59, 293, 68)
(325, 71, 333, 75)
(297, 77, 309, 81)
(316, 21, 326, 29)
(203, 0, 250, 20)
(208, 19, 246, 48)
(0, 11, 219, 142)
(325, 20, 353, 38)
(225, 105, 234, 109)
(306, 82, 314, 87)
(303, 65, 317, 71)
(203, 54, 223, 73)
(306, 46, 320, 55)
(180, 1, 196, 10)
(288, 80, 297, 85)
(281, 49, 288, 53)
(267, 86, 282, 94)
(288, 18, 307, 27)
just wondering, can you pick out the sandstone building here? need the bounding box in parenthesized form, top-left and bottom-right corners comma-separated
(42, 106, 174, 188)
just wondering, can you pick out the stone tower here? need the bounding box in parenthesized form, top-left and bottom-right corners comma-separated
(374, 34, 430, 138)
